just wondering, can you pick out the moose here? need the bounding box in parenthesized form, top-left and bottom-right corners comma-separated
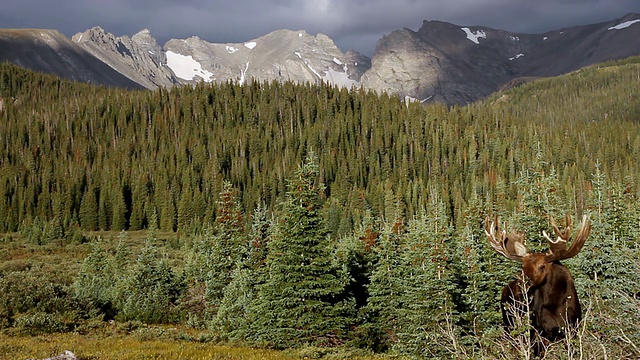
(485, 214, 591, 343)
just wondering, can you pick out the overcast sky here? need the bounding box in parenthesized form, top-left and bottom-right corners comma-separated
(3, 0, 640, 56)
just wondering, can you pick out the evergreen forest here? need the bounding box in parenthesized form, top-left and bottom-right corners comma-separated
(1, 58, 640, 358)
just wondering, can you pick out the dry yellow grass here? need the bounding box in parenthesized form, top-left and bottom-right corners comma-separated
(0, 330, 395, 360)
(0, 332, 293, 360)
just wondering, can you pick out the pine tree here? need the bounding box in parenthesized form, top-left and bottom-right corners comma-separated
(111, 186, 127, 231)
(364, 218, 406, 352)
(393, 196, 458, 358)
(79, 185, 98, 230)
(118, 240, 183, 324)
(249, 152, 355, 348)
(204, 181, 245, 310)
(72, 239, 117, 319)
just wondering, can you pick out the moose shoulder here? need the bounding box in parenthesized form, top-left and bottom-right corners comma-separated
(485, 214, 591, 341)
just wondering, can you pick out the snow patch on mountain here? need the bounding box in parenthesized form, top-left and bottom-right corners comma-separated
(226, 46, 238, 53)
(239, 62, 249, 85)
(166, 51, 214, 82)
(323, 68, 358, 88)
(461, 27, 486, 44)
(509, 53, 524, 60)
(608, 19, 640, 30)
(244, 41, 257, 49)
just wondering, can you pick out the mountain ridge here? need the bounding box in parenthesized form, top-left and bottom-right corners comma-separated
(1, 13, 639, 104)
(361, 12, 640, 104)
(0, 29, 143, 89)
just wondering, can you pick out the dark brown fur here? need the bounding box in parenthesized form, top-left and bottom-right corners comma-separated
(486, 214, 590, 348)
(502, 256, 581, 341)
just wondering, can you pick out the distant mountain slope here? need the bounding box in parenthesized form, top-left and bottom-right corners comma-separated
(72, 27, 178, 89)
(73, 27, 369, 90)
(1, 13, 639, 103)
(0, 29, 143, 89)
(361, 13, 640, 105)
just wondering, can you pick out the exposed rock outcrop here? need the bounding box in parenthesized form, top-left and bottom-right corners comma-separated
(362, 13, 640, 105)
(72, 27, 178, 89)
(28, 350, 77, 360)
(0, 29, 143, 89)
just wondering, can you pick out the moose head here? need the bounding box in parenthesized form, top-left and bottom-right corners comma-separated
(485, 214, 591, 342)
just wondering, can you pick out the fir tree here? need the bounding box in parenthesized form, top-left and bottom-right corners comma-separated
(249, 152, 355, 348)
(72, 239, 117, 319)
(393, 197, 458, 358)
(118, 239, 183, 324)
(204, 181, 245, 310)
(79, 185, 98, 230)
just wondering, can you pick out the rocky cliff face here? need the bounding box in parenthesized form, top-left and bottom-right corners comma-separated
(0, 29, 143, 89)
(73, 28, 367, 90)
(361, 13, 640, 105)
(72, 27, 178, 89)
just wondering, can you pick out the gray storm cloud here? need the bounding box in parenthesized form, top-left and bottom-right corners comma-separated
(1, 0, 639, 56)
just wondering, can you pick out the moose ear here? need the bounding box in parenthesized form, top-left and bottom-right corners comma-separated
(513, 242, 528, 257)
(504, 232, 528, 257)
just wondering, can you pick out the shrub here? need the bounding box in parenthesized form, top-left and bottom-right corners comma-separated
(12, 312, 69, 335)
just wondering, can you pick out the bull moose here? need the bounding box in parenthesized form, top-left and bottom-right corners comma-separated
(484, 214, 591, 342)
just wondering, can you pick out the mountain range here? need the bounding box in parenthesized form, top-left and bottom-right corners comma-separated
(1, 13, 640, 105)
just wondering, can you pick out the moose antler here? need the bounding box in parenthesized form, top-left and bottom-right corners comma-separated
(485, 216, 528, 262)
(543, 214, 591, 261)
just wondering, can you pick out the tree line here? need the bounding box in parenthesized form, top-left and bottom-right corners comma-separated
(2, 59, 640, 237)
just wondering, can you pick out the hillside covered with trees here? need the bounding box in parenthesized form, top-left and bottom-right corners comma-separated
(1, 59, 639, 358)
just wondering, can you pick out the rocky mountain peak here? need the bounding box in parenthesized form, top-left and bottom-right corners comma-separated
(5, 14, 640, 105)
(0, 28, 142, 89)
(362, 13, 640, 104)
(132, 28, 155, 43)
(72, 26, 111, 44)
(73, 27, 177, 89)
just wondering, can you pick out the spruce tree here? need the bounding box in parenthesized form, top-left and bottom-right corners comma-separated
(208, 204, 271, 338)
(393, 197, 458, 358)
(453, 193, 501, 336)
(118, 235, 183, 324)
(204, 181, 245, 309)
(72, 239, 117, 319)
(111, 186, 127, 231)
(364, 217, 406, 352)
(249, 152, 355, 348)
(79, 185, 98, 230)
(212, 265, 254, 341)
